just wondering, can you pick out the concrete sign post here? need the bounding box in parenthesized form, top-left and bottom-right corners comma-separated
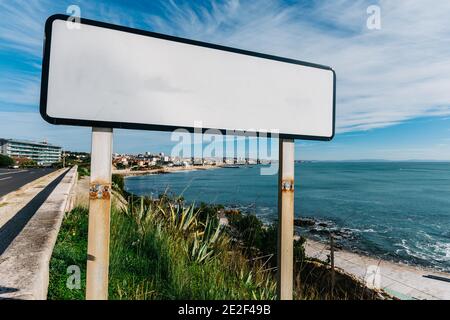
(40, 14, 335, 300)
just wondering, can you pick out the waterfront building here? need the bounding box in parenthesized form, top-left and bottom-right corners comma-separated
(0, 138, 62, 165)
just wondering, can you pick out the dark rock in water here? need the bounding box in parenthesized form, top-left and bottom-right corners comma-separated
(317, 222, 329, 228)
(339, 228, 354, 239)
(309, 229, 331, 236)
(294, 218, 315, 227)
(309, 225, 356, 240)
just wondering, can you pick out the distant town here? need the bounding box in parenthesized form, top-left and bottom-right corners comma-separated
(111, 151, 274, 171)
(0, 137, 277, 170)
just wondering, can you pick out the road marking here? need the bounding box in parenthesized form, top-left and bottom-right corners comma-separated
(0, 177, 12, 181)
(0, 170, 28, 176)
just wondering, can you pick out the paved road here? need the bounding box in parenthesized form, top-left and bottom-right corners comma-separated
(0, 168, 56, 198)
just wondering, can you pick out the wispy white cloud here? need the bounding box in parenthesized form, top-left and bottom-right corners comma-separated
(0, 0, 49, 55)
(1, 0, 450, 137)
(0, 72, 40, 106)
(0, 0, 140, 109)
(145, 0, 450, 133)
(0, 0, 55, 109)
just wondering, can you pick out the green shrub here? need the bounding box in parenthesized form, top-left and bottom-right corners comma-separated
(112, 174, 125, 193)
(196, 202, 223, 226)
(0, 154, 14, 167)
(115, 163, 126, 170)
(228, 213, 264, 252)
(77, 166, 90, 178)
(20, 159, 37, 168)
(52, 162, 63, 169)
(228, 214, 306, 267)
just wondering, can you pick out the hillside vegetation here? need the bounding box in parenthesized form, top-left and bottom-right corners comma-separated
(48, 175, 382, 300)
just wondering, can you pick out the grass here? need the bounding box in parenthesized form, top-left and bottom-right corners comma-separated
(48, 197, 276, 300)
(49, 180, 382, 300)
(77, 166, 90, 179)
(48, 207, 88, 300)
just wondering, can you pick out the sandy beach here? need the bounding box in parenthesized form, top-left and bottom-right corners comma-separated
(112, 164, 223, 176)
(301, 237, 450, 300)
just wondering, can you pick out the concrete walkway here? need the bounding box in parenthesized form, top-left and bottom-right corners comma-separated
(0, 166, 77, 300)
(304, 238, 450, 300)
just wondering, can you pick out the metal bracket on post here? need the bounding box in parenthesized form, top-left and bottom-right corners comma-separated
(86, 127, 113, 300)
(277, 138, 295, 300)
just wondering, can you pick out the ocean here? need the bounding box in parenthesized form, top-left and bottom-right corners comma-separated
(124, 162, 450, 272)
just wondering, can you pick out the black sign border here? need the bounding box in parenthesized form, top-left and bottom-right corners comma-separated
(40, 14, 336, 141)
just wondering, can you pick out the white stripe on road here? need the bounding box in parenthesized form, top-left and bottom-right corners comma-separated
(0, 176, 12, 181)
(0, 170, 28, 176)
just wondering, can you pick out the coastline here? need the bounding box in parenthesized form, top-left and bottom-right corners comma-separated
(300, 236, 450, 300)
(118, 166, 450, 300)
(113, 164, 223, 177)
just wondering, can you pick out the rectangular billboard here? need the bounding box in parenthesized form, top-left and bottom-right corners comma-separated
(40, 15, 335, 140)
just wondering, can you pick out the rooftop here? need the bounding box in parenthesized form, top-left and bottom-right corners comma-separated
(0, 138, 61, 149)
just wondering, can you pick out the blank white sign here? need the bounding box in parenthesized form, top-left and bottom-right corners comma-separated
(41, 15, 335, 140)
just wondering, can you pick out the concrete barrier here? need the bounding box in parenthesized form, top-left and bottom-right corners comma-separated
(0, 166, 78, 300)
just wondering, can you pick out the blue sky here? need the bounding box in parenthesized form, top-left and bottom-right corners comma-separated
(1, 0, 450, 160)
